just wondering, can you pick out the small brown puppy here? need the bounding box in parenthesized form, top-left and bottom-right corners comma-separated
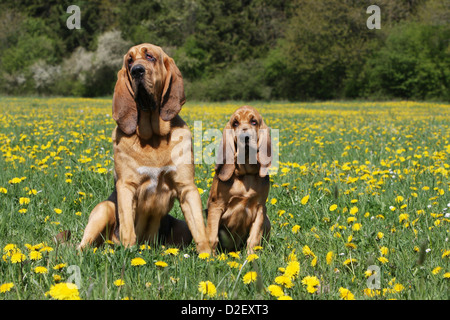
(206, 106, 272, 254)
(78, 43, 210, 254)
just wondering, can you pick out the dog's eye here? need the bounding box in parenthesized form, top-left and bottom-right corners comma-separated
(233, 120, 239, 127)
(250, 119, 257, 126)
(128, 57, 133, 68)
(146, 53, 156, 62)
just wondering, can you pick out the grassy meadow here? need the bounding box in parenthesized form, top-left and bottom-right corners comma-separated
(0, 96, 449, 300)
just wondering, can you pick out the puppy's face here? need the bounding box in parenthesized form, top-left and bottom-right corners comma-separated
(230, 106, 261, 157)
(216, 106, 272, 181)
(125, 44, 167, 111)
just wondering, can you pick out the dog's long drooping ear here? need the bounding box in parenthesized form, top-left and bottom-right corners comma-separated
(160, 56, 186, 121)
(112, 59, 138, 135)
(216, 122, 236, 181)
(257, 119, 272, 177)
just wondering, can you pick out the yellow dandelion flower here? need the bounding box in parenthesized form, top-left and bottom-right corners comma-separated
(347, 216, 357, 224)
(163, 248, 179, 256)
(287, 249, 297, 262)
(29, 250, 42, 261)
(227, 261, 241, 269)
(363, 288, 381, 297)
(0, 283, 14, 293)
(246, 254, 259, 262)
(300, 195, 310, 205)
(349, 206, 358, 215)
(198, 252, 210, 260)
(139, 244, 151, 250)
(339, 287, 355, 300)
(217, 253, 228, 261)
(34, 266, 48, 274)
(46, 283, 81, 300)
(302, 245, 314, 257)
(228, 251, 240, 259)
(301, 276, 320, 293)
(53, 275, 62, 282)
(267, 285, 284, 297)
(329, 204, 338, 211)
(378, 256, 389, 264)
(9, 177, 22, 184)
(198, 281, 217, 298)
(19, 197, 30, 205)
(343, 258, 357, 266)
(54, 208, 62, 214)
(154, 261, 168, 268)
(352, 223, 362, 231)
(3, 244, 16, 252)
(243, 271, 258, 284)
(376, 232, 384, 240)
(443, 273, 450, 279)
(380, 246, 389, 256)
(284, 260, 300, 279)
(97, 167, 108, 174)
(275, 275, 294, 288)
(11, 252, 26, 264)
(131, 257, 146, 266)
(0, 187, 7, 194)
(432, 267, 442, 275)
(442, 250, 450, 258)
(39, 246, 53, 252)
(278, 295, 292, 300)
(311, 256, 318, 267)
(392, 283, 404, 292)
(326, 251, 334, 265)
(270, 198, 277, 205)
(114, 279, 125, 287)
(399, 213, 409, 223)
(291, 225, 301, 234)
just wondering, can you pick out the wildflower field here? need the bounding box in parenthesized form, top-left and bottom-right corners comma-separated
(0, 97, 449, 300)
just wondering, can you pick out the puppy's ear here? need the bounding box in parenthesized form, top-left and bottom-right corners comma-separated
(112, 61, 138, 135)
(160, 56, 186, 121)
(257, 119, 272, 177)
(216, 122, 236, 181)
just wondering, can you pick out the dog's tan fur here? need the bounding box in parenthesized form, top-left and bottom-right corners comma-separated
(78, 44, 210, 253)
(206, 106, 271, 254)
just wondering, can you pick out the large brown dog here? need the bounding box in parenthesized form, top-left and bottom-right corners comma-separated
(78, 44, 210, 254)
(206, 106, 272, 254)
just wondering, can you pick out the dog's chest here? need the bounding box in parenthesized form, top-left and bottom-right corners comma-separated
(136, 165, 176, 194)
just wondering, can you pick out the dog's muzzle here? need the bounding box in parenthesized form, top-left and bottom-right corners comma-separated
(131, 64, 145, 79)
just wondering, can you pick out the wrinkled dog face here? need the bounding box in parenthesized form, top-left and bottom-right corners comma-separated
(125, 44, 167, 111)
(230, 106, 262, 164)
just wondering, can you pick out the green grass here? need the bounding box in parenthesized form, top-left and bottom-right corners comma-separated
(0, 97, 449, 300)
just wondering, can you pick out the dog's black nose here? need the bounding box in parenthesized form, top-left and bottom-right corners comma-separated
(131, 64, 145, 78)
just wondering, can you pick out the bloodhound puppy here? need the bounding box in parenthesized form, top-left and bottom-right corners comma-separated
(206, 106, 272, 254)
(78, 43, 210, 254)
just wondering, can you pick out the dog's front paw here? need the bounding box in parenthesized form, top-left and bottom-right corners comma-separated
(120, 231, 137, 248)
(196, 241, 212, 255)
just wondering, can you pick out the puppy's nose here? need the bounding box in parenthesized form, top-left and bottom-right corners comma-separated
(131, 64, 145, 79)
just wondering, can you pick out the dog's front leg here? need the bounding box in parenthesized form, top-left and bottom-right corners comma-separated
(116, 181, 137, 247)
(178, 183, 211, 254)
(246, 205, 267, 255)
(206, 204, 223, 253)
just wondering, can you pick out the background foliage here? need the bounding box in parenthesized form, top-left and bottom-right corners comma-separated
(0, 0, 448, 101)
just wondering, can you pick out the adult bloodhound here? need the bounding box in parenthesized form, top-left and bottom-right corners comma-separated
(206, 106, 272, 254)
(78, 43, 210, 254)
